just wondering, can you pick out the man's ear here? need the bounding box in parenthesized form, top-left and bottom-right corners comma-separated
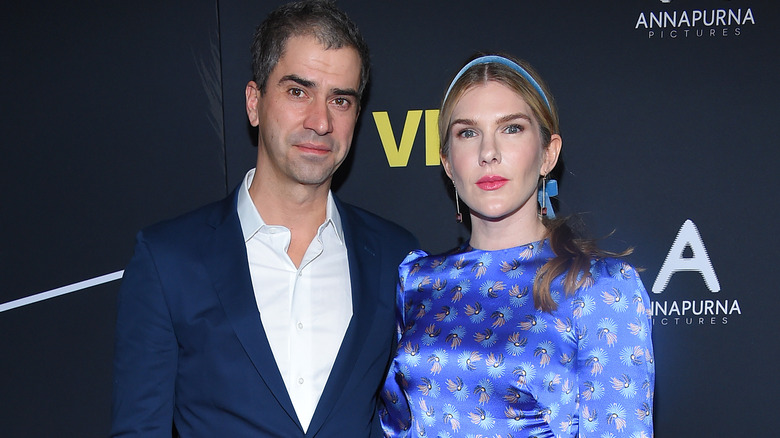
(246, 81, 260, 127)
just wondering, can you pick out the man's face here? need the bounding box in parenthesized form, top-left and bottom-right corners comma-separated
(246, 35, 361, 189)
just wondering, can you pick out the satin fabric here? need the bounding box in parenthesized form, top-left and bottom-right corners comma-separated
(381, 240, 654, 437)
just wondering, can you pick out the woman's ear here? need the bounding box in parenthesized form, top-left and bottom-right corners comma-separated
(441, 152, 454, 180)
(541, 134, 562, 175)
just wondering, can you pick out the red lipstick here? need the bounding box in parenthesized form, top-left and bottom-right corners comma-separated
(476, 175, 508, 191)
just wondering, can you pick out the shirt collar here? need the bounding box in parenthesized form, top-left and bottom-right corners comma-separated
(237, 168, 344, 244)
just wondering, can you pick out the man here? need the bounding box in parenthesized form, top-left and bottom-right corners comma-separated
(110, 1, 417, 436)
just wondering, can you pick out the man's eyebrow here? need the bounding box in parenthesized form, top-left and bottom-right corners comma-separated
(279, 74, 315, 89)
(279, 74, 359, 99)
(332, 87, 359, 99)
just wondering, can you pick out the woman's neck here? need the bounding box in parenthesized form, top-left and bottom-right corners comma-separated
(469, 212, 547, 251)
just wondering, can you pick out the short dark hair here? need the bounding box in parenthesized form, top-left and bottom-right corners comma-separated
(251, 0, 370, 99)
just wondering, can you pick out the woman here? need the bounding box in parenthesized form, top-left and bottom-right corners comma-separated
(380, 54, 654, 437)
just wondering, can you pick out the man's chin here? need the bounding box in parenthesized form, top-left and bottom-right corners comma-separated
(291, 169, 337, 187)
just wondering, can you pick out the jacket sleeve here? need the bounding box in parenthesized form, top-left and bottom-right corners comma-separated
(110, 232, 178, 437)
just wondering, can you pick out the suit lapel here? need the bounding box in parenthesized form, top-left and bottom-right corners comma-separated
(306, 200, 383, 435)
(203, 191, 301, 429)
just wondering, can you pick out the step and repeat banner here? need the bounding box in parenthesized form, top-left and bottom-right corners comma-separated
(2, 0, 778, 436)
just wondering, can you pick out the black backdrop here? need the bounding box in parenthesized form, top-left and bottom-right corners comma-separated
(2, 1, 778, 436)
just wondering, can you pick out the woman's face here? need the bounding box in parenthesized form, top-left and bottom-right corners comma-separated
(442, 81, 560, 223)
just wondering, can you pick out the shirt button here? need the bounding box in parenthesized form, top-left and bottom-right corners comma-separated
(297, 322, 304, 329)
(298, 378, 304, 385)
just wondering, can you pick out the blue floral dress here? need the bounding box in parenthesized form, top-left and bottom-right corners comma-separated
(380, 240, 654, 438)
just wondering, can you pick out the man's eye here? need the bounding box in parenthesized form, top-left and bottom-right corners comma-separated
(289, 88, 304, 97)
(332, 97, 351, 108)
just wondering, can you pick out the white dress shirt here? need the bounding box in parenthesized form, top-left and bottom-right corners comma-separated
(236, 169, 352, 432)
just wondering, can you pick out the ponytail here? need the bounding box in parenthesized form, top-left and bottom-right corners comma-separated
(533, 217, 632, 312)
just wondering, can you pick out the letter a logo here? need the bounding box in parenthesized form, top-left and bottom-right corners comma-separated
(652, 219, 720, 293)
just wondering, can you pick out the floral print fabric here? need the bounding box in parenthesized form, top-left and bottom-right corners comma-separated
(380, 240, 654, 438)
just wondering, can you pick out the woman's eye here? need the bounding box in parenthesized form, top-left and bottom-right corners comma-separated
(504, 124, 524, 134)
(458, 129, 477, 139)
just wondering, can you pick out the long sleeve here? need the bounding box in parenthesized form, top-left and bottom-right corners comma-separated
(110, 233, 178, 437)
(572, 259, 655, 437)
(379, 250, 426, 437)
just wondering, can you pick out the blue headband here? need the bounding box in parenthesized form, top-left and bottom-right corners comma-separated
(443, 55, 551, 110)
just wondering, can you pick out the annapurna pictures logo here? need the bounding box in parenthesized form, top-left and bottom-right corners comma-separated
(636, 7, 755, 39)
(650, 220, 741, 327)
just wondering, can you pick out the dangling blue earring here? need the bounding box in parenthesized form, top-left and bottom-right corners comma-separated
(538, 176, 558, 219)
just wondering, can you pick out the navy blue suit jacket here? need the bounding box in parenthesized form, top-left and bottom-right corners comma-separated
(110, 190, 417, 437)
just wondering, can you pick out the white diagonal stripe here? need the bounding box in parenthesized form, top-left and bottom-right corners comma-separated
(0, 270, 124, 313)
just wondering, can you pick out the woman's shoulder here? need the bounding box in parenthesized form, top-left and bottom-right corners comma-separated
(400, 248, 430, 266)
(397, 245, 472, 277)
(588, 256, 640, 282)
(580, 256, 650, 302)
